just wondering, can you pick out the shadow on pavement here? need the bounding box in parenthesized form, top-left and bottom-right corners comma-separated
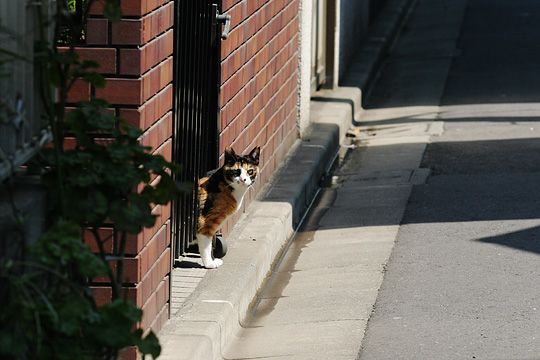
(476, 225, 540, 256)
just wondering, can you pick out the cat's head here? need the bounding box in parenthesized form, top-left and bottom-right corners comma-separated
(223, 146, 260, 187)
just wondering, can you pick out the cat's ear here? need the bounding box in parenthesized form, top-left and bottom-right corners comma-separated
(225, 146, 237, 165)
(248, 146, 260, 165)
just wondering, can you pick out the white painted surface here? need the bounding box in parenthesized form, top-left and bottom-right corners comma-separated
(298, 0, 313, 136)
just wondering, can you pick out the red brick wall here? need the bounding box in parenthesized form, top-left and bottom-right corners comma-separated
(78, 0, 301, 356)
(219, 0, 300, 233)
(74, 0, 174, 346)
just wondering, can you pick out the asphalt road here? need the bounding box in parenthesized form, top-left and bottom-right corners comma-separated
(358, 0, 540, 359)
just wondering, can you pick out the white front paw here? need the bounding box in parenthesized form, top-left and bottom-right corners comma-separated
(203, 258, 223, 269)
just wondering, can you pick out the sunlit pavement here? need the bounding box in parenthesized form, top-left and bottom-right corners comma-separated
(225, 0, 540, 359)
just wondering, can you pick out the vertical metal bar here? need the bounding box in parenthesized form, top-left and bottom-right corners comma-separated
(191, 1, 204, 250)
(177, 0, 188, 258)
(191, 0, 199, 249)
(187, 0, 198, 249)
(183, 0, 194, 252)
(197, 1, 207, 178)
(202, 2, 212, 172)
(172, 0, 180, 258)
(180, 0, 191, 256)
(212, 1, 221, 169)
(178, 0, 185, 257)
(172, 0, 179, 259)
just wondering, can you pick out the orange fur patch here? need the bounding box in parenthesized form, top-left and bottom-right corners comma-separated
(197, 178, 237, 237)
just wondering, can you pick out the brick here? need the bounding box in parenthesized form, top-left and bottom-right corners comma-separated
(156, 84, 173, 124)
(147, 204, 167, 245)
(141, 292, 157, 330)
(139, 223, 168, 276)
(159, 57, 173, 89)
(155, 277, 168, 311)
(223, 0, 243, 12)
(123, 256, 140, 284)
(86, 18, 108, 45)
(75, 47, 116, 74)
(117, 30, 174, 76)
(83, 227, 114, 253)
(125, 202, 170, 255)
(117, 1, 145, 17)
(125, 230, 144, 256)
(111, 19, 143, 45)
(96, 78, 143, 105)
(139, 112, 172, 151)
(119, 108, 142, 129)
(118, 347, 140, 360)
(154, 138, 172, 163)
(139, 250, 170, 328)
(119, 49, 142, 76)
(91, 286, 112, 307)
(221, 0, 293, 59)
(150, 302, 169, 334)
(221, 48, 297, 131)
(141, 59, 172, 102)
(87, 0, 106, 15)
(141, 2, 174, 43)
(126, 249, 170, 308)
(66, 79, 90, 103)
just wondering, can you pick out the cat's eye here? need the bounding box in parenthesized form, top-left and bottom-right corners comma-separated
(247, 169, 254, 175)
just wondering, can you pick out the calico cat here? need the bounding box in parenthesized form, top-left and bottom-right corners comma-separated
(197, 146, 260, 269)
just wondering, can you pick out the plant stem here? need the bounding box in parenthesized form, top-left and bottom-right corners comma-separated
(34, 1, 67, 214)
(115, 230, 128, 301)
(91, 227, 120, 299)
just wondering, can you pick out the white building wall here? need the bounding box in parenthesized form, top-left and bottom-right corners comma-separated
(338, 0, 370, 82)
(298, 0, 313, 136)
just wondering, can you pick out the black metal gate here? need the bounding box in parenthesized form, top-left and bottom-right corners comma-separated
(172, 0, 224, 259)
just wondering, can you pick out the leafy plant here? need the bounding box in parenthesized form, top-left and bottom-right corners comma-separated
(0, 0, 181, 359)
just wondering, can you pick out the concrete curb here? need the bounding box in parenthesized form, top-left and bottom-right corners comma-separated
(158, 1, 417, 358)
(159, 120, 341, 360)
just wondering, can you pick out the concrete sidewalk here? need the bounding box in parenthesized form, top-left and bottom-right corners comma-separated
(223, 0, 467, 357)
(223, 109, 441, 360)
(158, 0, 417, 358)
(222, 67, 444, 360)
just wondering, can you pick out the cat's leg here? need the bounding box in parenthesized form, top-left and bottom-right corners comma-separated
(197, 233, 223, 269)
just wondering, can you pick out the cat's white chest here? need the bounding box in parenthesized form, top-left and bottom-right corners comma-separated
(230, 182, 249, 211)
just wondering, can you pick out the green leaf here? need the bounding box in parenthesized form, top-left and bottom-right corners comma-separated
(136, 331, 161, 358)
(104, 0, 122, 21)
(49, 64, 61, 87)
(80, 60, 100, 69)
(122, 124, 143, 139)
(67, 0, 77, 12)
(34, 219, 108, 278)
(82, 72, 106, 88)
(53, 50, 78, 65)
(86, 300, 143, 348)
(56, 295, 89, 335)
(62, 188, 109, 224)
